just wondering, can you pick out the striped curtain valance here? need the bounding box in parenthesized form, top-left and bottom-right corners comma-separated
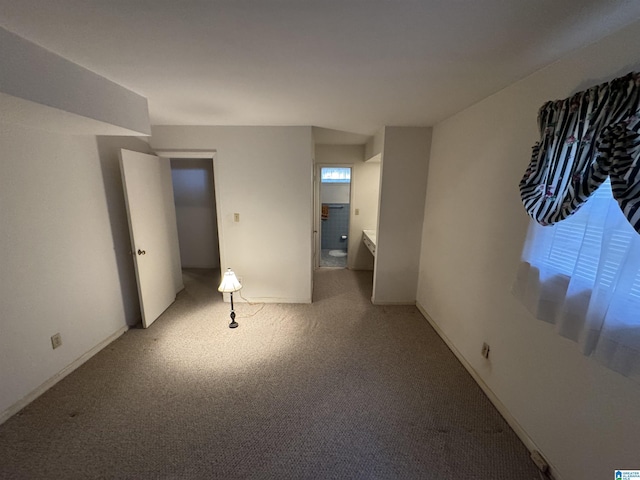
(520, 72, 640, 233)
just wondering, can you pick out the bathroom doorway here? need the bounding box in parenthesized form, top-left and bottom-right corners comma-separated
(318, 166, 352, 268)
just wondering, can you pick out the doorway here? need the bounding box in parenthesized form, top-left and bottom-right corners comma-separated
(170, 158, 221, 270)
(318, 166, 352, 268)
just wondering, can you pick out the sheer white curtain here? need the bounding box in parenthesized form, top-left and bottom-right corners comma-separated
(513, 179, 640, 381)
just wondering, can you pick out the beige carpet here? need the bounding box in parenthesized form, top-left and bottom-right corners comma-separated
(0, 268, 541, 479)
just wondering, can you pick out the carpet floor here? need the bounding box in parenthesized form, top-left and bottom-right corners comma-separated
(0, 268, 541, 479)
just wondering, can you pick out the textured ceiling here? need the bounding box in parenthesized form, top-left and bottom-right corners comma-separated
(1, 0, 640, 136)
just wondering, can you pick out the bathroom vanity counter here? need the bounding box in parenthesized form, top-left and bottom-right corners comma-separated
(362, 229, 376, 256)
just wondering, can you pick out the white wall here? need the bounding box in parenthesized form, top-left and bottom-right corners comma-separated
(315, 145, 380, 270)
(320, 182, 350, 204)
(365, 128, 385, 161)
(0, 124, 149, 421)
(151, 126, 314, 303)
(171, 159, 220, 269)
(373, 127, 431, 304)
(0, 27, 150, 136)
(417, 20, 640, 480)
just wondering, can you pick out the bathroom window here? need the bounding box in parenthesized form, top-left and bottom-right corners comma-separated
(321, 167, 351, 183)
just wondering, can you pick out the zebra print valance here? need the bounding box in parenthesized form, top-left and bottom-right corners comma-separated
(519, 72, 640, 233)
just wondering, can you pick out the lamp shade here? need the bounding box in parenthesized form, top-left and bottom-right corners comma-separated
(218, 268, 242, 293)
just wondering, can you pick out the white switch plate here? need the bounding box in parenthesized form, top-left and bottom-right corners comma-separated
(355, 208, 360, 215)
(234, 213, 240, 222)
(51, 333, 62, 349)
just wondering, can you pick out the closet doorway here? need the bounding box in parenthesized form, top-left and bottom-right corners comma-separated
(170, 158, 220, 271)
(318, 166, 352, 268)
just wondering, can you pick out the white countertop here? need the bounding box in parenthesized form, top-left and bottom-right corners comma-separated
(362, 229, 377, 256)
(363, 229, 376, 246)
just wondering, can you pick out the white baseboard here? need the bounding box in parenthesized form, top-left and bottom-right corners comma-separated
(0, 325, 129, 426)
(373, 302, 415, 305)
(235, 296, 312, 304)
(415, 302, 561, 480)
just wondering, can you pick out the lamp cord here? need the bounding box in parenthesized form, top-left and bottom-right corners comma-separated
(235, 289, 266, 318)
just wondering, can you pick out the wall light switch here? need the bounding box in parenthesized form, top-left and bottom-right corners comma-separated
(234, 213, 240, 222)
(51, 333, 62, 349)
(355, 208, 360, 215)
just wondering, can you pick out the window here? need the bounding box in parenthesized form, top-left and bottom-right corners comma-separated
(514, 179, 640, 381)
(321, 167, 351, 183)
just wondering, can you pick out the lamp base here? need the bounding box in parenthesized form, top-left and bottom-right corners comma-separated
(229, 310, 238, 329)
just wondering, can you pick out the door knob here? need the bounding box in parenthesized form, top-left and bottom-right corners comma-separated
(137, 249, 146, 255)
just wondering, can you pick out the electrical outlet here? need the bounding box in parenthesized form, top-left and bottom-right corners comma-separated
(51, 333, 62, 349)
(234, 213, 240, 222)
(481, 342, 490, 359)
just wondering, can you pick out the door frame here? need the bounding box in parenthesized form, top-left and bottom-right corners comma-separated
(314, 164, 354, 269)
(155, 150, 223, 281)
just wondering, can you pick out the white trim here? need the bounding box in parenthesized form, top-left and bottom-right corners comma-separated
(154, 149, 216, 159)
(373, 301, 415, 306)
(0, 325, 129, 426)
(415, 302, 562, 480)
(237, 296, 312, 304)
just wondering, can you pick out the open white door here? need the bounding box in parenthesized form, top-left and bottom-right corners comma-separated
(120, 149, 182, 328)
